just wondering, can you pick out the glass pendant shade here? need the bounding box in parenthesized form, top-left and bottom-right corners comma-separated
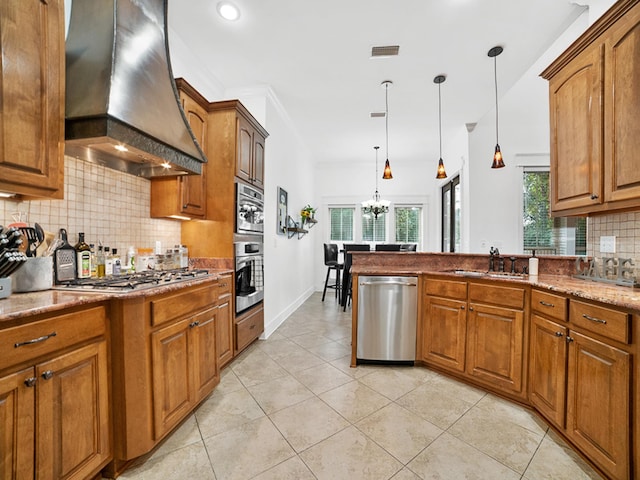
(491, 144, 505, 169)
(488, 46, 505, 169)
(382, 159, 393, 179)
(436, 158, 447, 179)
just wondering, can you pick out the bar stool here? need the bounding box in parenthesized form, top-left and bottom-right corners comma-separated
(341, 244, 371, 310)
(322, 243, 343, 301)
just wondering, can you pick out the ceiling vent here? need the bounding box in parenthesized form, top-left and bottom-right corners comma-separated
(370, 112, 386, 118)
(371, 45, 400, 58)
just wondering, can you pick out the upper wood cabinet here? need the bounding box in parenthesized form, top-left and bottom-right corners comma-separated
(0, 0, 65, 198)
(150, 78, 207, 219)
(542, 0, 640, 215)
(235, 113, 267, 189)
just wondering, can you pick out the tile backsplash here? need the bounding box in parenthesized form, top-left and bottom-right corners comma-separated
(587, 212, 640, 261)
(0, 157, 181, 253)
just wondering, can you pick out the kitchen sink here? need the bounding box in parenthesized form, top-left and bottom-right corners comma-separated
(453, 270, 486, 277)
(452, 270, 527, 280)
(486, 272, 527, 280)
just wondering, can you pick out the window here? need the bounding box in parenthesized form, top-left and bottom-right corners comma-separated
(523, 170, 586, 255)
(442, 175, 461, 252)
(395, 206, 421, 244)
(362, 211, 386, 242)
(329, 207, 354, 241)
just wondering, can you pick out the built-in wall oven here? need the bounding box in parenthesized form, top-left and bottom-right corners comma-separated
(234, 241, 264, 314)
(236, 183, 264, 235)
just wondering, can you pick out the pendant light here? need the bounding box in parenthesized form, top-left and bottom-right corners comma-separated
(381, 80, 393, 179)
(361, 146, 390, 219)
(434, 75, 447, 179)
(488, 46, 505, 169)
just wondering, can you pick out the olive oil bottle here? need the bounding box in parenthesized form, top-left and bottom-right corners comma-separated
(75, 232, 92, 279)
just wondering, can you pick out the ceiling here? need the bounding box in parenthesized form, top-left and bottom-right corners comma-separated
(168, 1, 586, 168)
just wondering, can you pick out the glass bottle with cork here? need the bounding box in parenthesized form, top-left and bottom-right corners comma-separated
(75, 233, 91, 279)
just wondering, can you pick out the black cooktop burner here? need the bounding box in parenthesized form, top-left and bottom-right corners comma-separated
(54, 268, 212, 292)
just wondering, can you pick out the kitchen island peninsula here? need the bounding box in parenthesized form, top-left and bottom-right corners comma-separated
(349, 251, 640, 480)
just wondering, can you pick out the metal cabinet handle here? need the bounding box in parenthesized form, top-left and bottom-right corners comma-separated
(539, 301, 554, 307)
(24, 377, 37, 388)
(566, 336, 574, 343)
(359, 281, 417, 287)
(555, 331, 564, 337)
(460, 305, 465, 310)
(189, 321, 200, 328)
(249, 324, 256, 330)
(14, 332, 57, 348)
(582, 314, 606, 325)
(41, 370, 54, 380)
(469, 306, 474, 311)
(590, 194, 599, 200)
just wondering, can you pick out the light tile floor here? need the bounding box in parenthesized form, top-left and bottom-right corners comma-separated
(113, 293, 604, 480)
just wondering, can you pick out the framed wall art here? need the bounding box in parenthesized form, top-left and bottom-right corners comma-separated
(277, 187, 288, 235)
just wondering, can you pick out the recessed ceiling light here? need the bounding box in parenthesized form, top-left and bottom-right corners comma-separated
(217, 2, 241, 21)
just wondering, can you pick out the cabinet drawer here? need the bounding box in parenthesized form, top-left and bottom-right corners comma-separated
(532, 289, 567, 321)
(570, 300, 630, 344)
(217, 275, 233, 300)
(424, 278, 467, 300)
(150, 284, 217, 327)
(469, 283, 525, 310)
(0, 306, 107, 371)
(236, 307, 263, 353)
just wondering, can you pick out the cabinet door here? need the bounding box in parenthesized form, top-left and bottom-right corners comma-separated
(422, 295, 467, 372)
(566, 331, 630, 480)
(36, 340, 110, 480)
(179, 93, 207, 218)
(603, 2, 640, 203)
(192, 308, 219, 402)
(466, 303, 525, 395)
(548, 43, 603, 213)
(252, 135, 265, 189)
(529, 314, 567, 428)
(0, 367, 35, 480)
(151, 319, 194, 440)
(236, 116, 253, 183)
(0, 0, 64, 198)
(217, 300, 234, 368)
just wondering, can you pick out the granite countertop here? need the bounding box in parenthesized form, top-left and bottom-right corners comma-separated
(351, 265, 640, 312)
(0, 269, 232, 324)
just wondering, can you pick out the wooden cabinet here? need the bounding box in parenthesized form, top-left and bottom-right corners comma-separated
(107, 281, 219, 476)
(0, 305, 110, 480)
(542, 0, 640, 215)
(216, 275, 234, 368)
(529, 289, 569, 428)
(466, 282, 527, 398)
(528, 290, 633, 480)
(182, 100, 268, 259)
(151, 78, 207, 219)
(0, 0, 65, 198)
(236, 114, 266, 189)
(235, 304, 264, 355)
(422, 278, 467, 372)
(421, 277, 528, 399)
(151, 306, 218, 440)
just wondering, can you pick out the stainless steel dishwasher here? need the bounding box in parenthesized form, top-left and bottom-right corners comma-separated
(356, 275, 418, 364)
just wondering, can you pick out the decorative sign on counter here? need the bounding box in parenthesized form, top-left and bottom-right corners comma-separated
(574, 256, 639, 287)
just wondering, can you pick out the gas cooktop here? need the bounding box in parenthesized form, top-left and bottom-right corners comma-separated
(53, 268, 213, 293)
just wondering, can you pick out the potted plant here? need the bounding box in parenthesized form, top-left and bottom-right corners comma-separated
(300, 204, 316, 225)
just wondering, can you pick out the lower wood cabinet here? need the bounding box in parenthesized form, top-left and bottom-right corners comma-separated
(529, 289, 633, 480)
(216, 274, 234, 368)
(421, 277, 527, 399)
(0, 305, 110, 480)
(236, 304, 264, 355)
(107, 281, 219, 477)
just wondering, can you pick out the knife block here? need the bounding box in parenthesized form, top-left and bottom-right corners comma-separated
(0, 277, 10, 299)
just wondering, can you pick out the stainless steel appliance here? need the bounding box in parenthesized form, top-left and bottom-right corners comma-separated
(236, 183, 264, 234)
(356, 276, 418, 364)
(53, 268, 212, 293)
(235, 242, 264, 313)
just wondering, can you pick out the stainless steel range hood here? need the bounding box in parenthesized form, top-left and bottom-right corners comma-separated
(65, 0, 207, 177)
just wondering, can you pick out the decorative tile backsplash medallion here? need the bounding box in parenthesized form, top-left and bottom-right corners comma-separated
(0, 157, 181, 253)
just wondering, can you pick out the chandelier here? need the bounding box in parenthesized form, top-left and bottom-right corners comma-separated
(362, 146, 390, 219)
